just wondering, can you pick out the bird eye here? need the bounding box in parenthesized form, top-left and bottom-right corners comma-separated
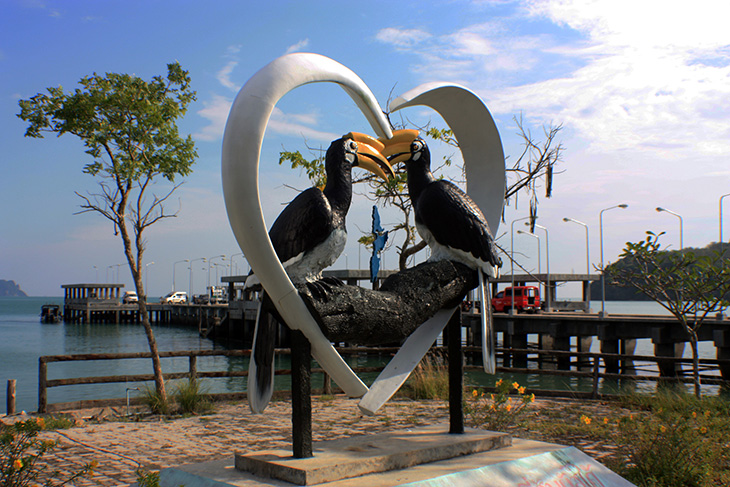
(412, 140, 424, 152)
(347, 140, 358, 152)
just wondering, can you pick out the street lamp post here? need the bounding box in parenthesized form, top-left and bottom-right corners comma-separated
(721, 194, 730, 244)
(533, 223, 551, 311)
(207, 255, 226, 289)
(189, 257, 206, 297)
(656, 207, 683, 250)
(600, 204, 629, 317)
(510, 216, 531, 315)
(145, 262, 155, 297)
(173, 259, 189, 292)
(229, 253, 243, 276)
(563, 218, 590, 275)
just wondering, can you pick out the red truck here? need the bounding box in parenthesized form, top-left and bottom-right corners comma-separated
(491, 286, 541, 313)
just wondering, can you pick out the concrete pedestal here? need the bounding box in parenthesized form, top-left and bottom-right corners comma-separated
(157, 425, 635, 486)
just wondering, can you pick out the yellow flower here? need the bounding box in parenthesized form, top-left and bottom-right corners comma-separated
(490, 394, 495, 401)
(529, 393, 535, 403)
(13, 459, 23, 470)
(472, 389, 479, 398)
(512, 382, 520, 390)
(495, 379, 503, 387)
(518, 386, 526, 394)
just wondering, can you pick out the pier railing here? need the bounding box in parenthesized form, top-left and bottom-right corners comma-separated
(38, 347, 730, 413)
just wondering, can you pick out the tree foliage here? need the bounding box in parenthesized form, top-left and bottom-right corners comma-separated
(607, 232, 730, 397)
(18, 62, 198, 402)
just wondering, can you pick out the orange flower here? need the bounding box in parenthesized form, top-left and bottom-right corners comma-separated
(660, 425, 667, 433)
(529, 393, 535, 403)
(512, 382, 520, 390)
(704, 410, 711, 418)
(692, 411, 697, 419)
(699, 426, 707, 434)
(518, 386, 526, 394)
(13, 459, 23, 470)
(580, 415, 591, 425)
(506, 403, 512, 412)
(36, 417, 45, 429)
(604, 417, 609, 424)
(495, 379, 503, 387)
(472, 389, 479, 398)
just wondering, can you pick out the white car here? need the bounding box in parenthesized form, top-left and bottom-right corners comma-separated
(122, 291, 138, 304)
(161, 291, 187, 304)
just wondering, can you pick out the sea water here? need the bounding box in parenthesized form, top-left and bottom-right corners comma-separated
(0, 297, 722, 413)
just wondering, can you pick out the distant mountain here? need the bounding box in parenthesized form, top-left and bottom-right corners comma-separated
(0, 280, 28, 297)
(589, 242, 730, 301)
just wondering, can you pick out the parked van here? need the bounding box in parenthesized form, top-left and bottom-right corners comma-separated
(161, 291, 188, 304)
(491, 286, 540, 313)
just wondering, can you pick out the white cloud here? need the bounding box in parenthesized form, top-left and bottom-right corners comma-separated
(195, 95, 337, 143)
(377, 1, 730, 158)
(195, 94, 232, 142)
(217, 60, 239, 91)
(375, 27, 431, 49)
(285, 39, 310, 54)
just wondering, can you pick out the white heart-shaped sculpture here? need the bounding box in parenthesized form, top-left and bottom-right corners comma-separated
(222, 53, 504, 404)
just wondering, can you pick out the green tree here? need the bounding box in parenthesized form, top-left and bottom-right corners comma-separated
(18, 62, 197, 404)
(280, 116, 563, 270)
(608, 231, 730, 397)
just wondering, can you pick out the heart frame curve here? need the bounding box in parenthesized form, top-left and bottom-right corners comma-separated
(221, 52, 505, 401)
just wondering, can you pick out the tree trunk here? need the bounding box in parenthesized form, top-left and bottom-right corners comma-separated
(134, 277, 168, 404)
(689, 330, 700, 398)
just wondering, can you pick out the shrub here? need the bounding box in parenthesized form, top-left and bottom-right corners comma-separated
(1, 417, 95, 486)
(173, 379, 212, 415)
(140, 383, 171, 415)
(464, 379, 535, 431)
(401, 353, 449, 400)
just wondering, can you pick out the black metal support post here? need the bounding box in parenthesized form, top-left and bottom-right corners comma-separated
(448, 309, 464, 434)
(291, 330, 313, 458)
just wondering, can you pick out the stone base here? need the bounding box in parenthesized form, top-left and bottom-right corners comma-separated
(235, 425, 509, 485)
(157, 425, 635, 487)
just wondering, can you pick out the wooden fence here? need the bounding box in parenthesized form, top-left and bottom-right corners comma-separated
(37, 347, 730, 413)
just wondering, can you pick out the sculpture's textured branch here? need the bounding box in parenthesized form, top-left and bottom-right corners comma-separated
(296, 261, 478, 345)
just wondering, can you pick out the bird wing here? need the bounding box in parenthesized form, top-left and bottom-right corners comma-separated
(415, 180, 500, 268)
(268, 188, 334, 266)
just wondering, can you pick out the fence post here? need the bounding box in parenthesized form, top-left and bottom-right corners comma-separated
(7, 379, 16, 415)
(322, 371, 332, 395)
(38, 359, 47, 413)
(591, 354, 600, 399)
(189, 355, 198, 381)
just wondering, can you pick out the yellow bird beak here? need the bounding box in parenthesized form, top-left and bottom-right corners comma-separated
(345, 132, 395, 181)
(379, 129, 420, 166)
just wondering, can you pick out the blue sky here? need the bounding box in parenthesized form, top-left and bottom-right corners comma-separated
(2, 0, 730, 297)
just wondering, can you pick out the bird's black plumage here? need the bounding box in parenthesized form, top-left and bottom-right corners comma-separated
(405, 138, 500, 276)
(248, 135, 392, 413)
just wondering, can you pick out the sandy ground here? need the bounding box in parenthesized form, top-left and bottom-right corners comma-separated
(2, 396, 614, 486)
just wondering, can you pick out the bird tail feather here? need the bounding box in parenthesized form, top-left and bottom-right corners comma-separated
(248, 293, 276, 413)
(479, 271, 496, 374)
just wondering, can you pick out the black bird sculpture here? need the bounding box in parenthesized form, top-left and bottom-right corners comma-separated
(247, 133, 393, 413)
(386, 132, 502, 373)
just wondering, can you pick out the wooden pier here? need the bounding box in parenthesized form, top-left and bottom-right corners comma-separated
(62, 278, 730, 384)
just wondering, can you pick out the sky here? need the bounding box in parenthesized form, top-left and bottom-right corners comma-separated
(2, 0, 730, 298)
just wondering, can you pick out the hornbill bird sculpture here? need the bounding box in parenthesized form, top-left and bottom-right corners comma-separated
(247, 132, 393, 413)
(385, 131, 502, 373)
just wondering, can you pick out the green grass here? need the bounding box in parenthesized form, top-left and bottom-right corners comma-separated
(400, 353, 449, 400)
(507, 390, 730, 487)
